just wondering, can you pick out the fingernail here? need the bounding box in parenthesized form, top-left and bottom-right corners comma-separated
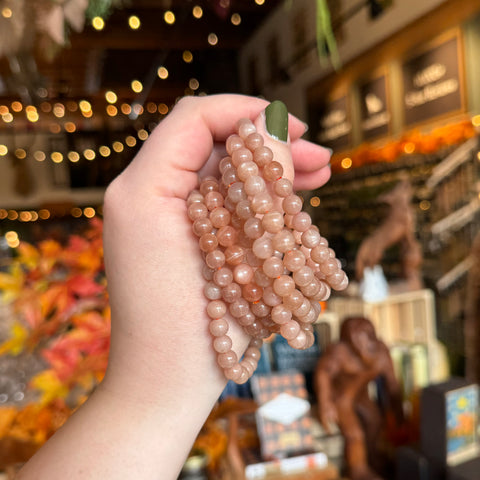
(265, 100, 288, 142)
(302, 121, 309, 135)
(326, 147, 333, 156)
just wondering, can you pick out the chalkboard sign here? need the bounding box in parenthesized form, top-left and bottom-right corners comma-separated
(402, 34, 463, 126)
(271, 334, 321, 374)
(314, 95, 351, 151)
(360, 74, 390, 140)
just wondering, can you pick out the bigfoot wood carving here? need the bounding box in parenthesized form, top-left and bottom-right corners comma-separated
(315, 317, 403, 480)
(355, 180, 423, 291)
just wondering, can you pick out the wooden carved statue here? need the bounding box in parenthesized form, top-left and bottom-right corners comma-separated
(355, 180, 423, 291)
(314, 316, 403, 480)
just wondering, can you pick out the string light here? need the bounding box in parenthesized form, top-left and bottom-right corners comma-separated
(341, 157, 352, 169)
(131, 80, 143, 93)
(1, 7, 12, 18)
(51, 152, 63, 163)
(105, 91, 117, 103)
(106, 105, 118, 116)
(15, 149, 26, 159)
(310, 196, 321, 207)
(0, 145, 8, 156)
(158, 103, 169, 115)
(231, 13, 241, 25)
(83, 149, 96, 160)
(34, 151, 46, 162)
(208, 33, 218, 46)
(11, 102, 22, 112)
(157, 66, 169, 79)
(182, 50, 193, 63)
(92, 16, 105, 30)
(164, 10, 175, 24)
(255, 0, 265, 5)
(68, 151, 80, 162)
(128, 15, 141, 29)
(189, 78, 199, 90)
(192, 5, 203, 18)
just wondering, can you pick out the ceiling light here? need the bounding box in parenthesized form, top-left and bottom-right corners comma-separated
(231, 13, 241, 25)
(68, 151, 80, 162)
(79, 100, 92, 113)
(164, 11, 175, 24)
(92, 16, 105, 30)
(131, 80, 143, 93)
(128, 15, 141, 29)
(255, 0, 265, 5)
(0, 145, 8, 156)
(182, 51, 193, 63)
(157, 66, 169, 79)
(192, 6, 203, 18)
(34, 151, 46, 162)
(1, 8, 12, 18)
(51, 152, 63, 163)
(189, 78, 199, 90)
(208, 33, 218, 46)
(105, 91, 117, 103)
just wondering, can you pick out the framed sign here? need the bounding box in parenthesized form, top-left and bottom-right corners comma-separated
(402, 32, 464, 126)
(360, 73, 390, 140)
(313, 94, 352, 151)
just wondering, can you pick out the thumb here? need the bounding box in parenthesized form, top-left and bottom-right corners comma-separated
(253, 100, 295, 185)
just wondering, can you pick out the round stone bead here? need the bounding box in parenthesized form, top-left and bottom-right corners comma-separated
(226, 134, 244, 155)
(245, 132, 264, 151)
(291, 212, 312, 232)
(210, 207, 231, 228)
(274, 178, 293, 197)
(192, 217, 213, 237)
(224, 245, 245, 265)
(228, 182, 247, 203)
(209, 318, 229, 336)
(251, 192, 273, 214)
(301, 227, 321, 248)
(282, 194, 303, 215)
(222, 283, 242, 303)
(217, 350, 238, 368)
(253, 146, 273, 166)
(242, 283, 263, 303)
(273, 275, 295, 296)
(204, 191, 224, 210)
(244, 175, 266, 196)
(263, 256, 284, 278)
(271, 304, 292, 324)
(188, 202, 208, 221)
(262, 211, 284, 234)
(237, 161, 259, 181)
(272, 229, 295, 253)
(213, 335, 233, 353)
(252, 237, 274, 259)
(233, 264, 254, 285)
(244, 217, 264, 239)
(213, 267, 233, 287)
(283, 249, 306, 272)
(232, 147, 253, 167)
(263, 161, 284, 182)
(205, 249, 225, 269)
(280, 320, 301, 340)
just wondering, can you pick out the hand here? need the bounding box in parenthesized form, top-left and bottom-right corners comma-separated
(17, 94, 332, 480)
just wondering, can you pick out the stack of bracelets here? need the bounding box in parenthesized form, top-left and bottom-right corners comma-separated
(187, 117, 348, 384)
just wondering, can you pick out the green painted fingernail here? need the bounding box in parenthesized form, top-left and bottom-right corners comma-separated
(265, 100, 288, 142)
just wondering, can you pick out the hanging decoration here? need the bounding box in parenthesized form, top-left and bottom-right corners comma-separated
(315, 0, 341, 70)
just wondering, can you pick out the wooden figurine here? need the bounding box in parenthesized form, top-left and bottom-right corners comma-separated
(355, 180, 423, 291)
(314, 316, 404, 480)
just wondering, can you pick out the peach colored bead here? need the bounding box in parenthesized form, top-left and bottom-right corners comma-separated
(209, 207, 231, 228)
(192, 217, 213, 237)
(254, 268, 272, 287)
(227, 182, 246, 203)
(263, 160, 283, 182)
(224, 364, 243, 381)
(272, 229, 295, 253)
(274, 178, 293, 197)
(213, 335, 232, 353)
(262, 211, 284, 233)
(251, 192, 273, 214)
(252, 237, 273, 259)
(283, 194, 303, 215)
(213, 267, 233, 287)
(271, 304, 292, 324)
(224, 245, 245, 265)
(246, 249, 263, 267)
(237, 312, 256, 326)
(229, 299, 250, 318)
(242, 283, 263, 303)
(222, 282, 242, 303)
(237, 161, 259, 181)
(245, 346, 261, 362)
(292, 212, 312, 232)
(219, 156, 233, 174)
(187, 190, 203, 206)
(280, 320, 301, 340)
(236, 200, 254, 219)
(202, 264, 215, 281)
(311, 245, 330, 264)
(244, 217, 264, 240)
(283, 249, 306, 272)
(288, 329, 307, 349)
(320, 259, 338, 275)
(301, 278, 321, 297)
(301, 227, 321, 248)
(253, 145, 273, 166)
(250, 301, 271, 318)
(245, 132, 264, 151)
(226, 134, 244, 155)
(205, 249, 225, 269)
(293, 298, 312, 318)
(244, 175, 266, 195)
(199, 178, 218, 195)
(273, 275, 295, 296)
(188, 202, 208, 221)
(209, 318, 229, 336)
(263, 256, 284, 278)
(283, 289, 304, 310)
(293, 266, 314, 287)
(262, 286, 282, 307)
(199, 233, 218, 252)
(204, 191, 223, 210)
(216, 226, 237, 247)
(233, 263, 254, 285)
(217, 350, 238, 368)
(232, 147, 253, 167)
(222, 167, 238, 187)
(237, 119, 256, 139)
(204, 281, 222, 300)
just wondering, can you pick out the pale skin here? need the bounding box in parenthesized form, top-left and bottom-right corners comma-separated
(16, 94, 332, 480)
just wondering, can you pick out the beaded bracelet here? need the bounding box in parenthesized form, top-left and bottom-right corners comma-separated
(187, 118, 348, 384)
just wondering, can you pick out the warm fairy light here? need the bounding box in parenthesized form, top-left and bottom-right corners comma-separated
(182, 50, 193, 63)
(1, 7, 12, 18)
(157, 66, 169, 79)
(112, 141, 124, 152)
(120, 103, 131, 115)
(164, 10, 175, 24)
(419, 200, 431, 211)
(40, 102, 52, 112)
(92, 16, 105, 30)
(128, 15, 141, 29)
(34, 151, 46, 162)
(255, 0, 265, 5)
(19, 211, 32, 222)
(192, 5, 203, 18)
(106, 105, 118, 116)
(477, 152, 480, 161)
(5, 231, 19, 248)
(138, 129, 148, 141)
(341, 157, 352, 169)
(131, 80, 143, 93)
(310, 196, 321, 207)
(105, 91, 117, 103)
(15, 149, 26, 159)
(231, 13, 241, 25)
(38, 209, 50, 220)
(84, 207, 96, 218)
(7, 210, 18, 221)
(79, 100, 92, 113)
(403, 142, 415, 154)
(208, 33, 218, 46)
(158, 103, 169, 115)
(125, 135, 137, 147)
(99, 146, 111, 157)
(146, 102, 157, 113)
(132, 103, 143, 116)
(189, 78, 199, 90)
(2, 113, 13, 123)
(51, 152, 63, 163)
(68, 151, 80, 162)
(472, 115, 480, 127)
(49, 123, 62, 133)
(11, 101, 22, 112)
(26, 110, 39, 122)
(53, 103, 65, 118)
(30, 211, 39, 221)
(71, 207, 82, 218)
(0, 145, 7, 156)
(0, 210, 7, 219)
(84, 149, 96, 161)
(64, 122, 76, 133)
(0, 105, 8, 115)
